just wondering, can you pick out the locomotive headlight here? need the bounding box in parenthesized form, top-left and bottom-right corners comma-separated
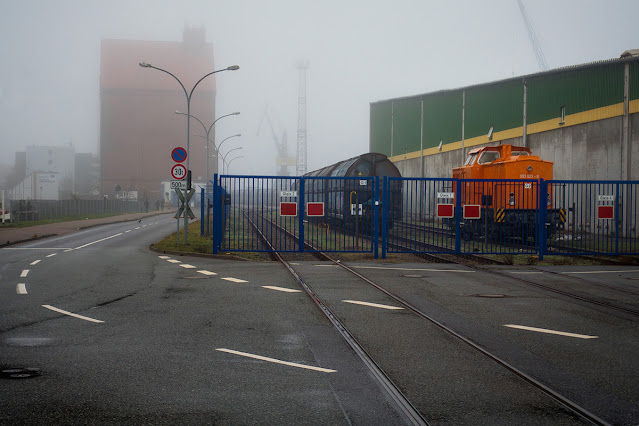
(508, 192, 516, 206)
(527, 166, 533, 172)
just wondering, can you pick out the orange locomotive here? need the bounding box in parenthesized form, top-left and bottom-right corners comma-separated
(452, 145, 564, 243)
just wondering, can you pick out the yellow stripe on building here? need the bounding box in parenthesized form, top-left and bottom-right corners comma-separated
(390, 102, 627, 162)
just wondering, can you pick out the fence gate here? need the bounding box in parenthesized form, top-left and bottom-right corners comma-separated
(211, 175, 378, 256)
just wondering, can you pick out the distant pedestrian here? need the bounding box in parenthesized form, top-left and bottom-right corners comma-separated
(144, 199, 149, 213)
(155, 200, 160, 211)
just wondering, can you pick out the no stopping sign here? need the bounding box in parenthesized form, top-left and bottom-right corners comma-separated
(171, 164, 187, 180)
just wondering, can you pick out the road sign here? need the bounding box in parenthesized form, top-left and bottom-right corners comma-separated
(170, 180, 187, 190)
(280, 202, 297, 216)
(437, 204, 454, 219)
(171, 164, 187, 180)
(597, 205, 614, 220)
(175, 188, 196, 219)
(307, 202, 324, 217)
(463, 204, 481, 219)
(171, 147, 187, 163)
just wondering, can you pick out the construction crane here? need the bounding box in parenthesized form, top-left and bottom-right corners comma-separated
(256, 107, 295, 176)
(517, 0, 549, 71)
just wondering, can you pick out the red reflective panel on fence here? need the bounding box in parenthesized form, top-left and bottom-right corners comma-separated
(280, 202, 297, 217)
(437, 204, 454, 218)
(463, 205, 481, 219)
(306, 202, 324, 217)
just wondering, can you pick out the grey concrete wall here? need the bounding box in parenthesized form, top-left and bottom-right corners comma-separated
(393, 112, 638, 182)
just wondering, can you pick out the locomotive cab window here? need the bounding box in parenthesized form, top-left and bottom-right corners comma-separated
(511, 151, 529, 156)
(477, 151, 500, 164)
(464, 153, 478, 166)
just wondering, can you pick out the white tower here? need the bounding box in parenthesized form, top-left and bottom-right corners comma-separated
(296, 62, 309, 176)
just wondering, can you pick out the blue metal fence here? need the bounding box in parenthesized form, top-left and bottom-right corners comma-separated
(210, 175, 639, 259)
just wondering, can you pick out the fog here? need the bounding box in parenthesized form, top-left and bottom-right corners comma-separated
(1, 0, 637, 177)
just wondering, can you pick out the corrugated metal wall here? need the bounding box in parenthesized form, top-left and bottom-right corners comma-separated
(370, 58, 637, 159)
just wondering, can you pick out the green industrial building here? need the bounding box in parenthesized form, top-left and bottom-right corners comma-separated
(370, 50, 639, 181)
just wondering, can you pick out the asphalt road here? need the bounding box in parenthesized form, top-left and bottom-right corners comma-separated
(0, 216, 407, 424)
(2, 216, 639, 424)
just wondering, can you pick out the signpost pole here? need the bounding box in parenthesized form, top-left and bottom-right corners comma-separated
(176, 190, 180, 245)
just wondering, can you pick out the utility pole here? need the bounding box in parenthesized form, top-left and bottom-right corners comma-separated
(296, 62, 309, 176)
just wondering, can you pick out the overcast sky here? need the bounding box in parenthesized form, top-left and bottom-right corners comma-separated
(0, 0, 637, 177)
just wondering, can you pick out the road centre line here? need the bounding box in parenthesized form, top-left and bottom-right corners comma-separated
(46, 253, 57, 258)
(125, 230, 131, 233)
(179, 264, 196, 269)
(16, 284, 27, 295)
(30, 260, 41, 265)
(42, 305, 104, 323)
(262, 285, 302, 293)
(343, 300, 404, 310)
(504, 324, 598, 339)
(158, 256, 170, 259)
(506, 271, 544, 274)
(222, 277, 248, 283)
(216, 348, 337, 373)
(20, 270, 29, 278)
(74, 233, 123, 250)
(197, 270, 217, 276)
(167, 259, 181, 263)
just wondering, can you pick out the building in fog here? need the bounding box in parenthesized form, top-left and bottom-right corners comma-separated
(75, 153, 100, 197)
(100, 27, 217, 202)
(7, 145, 75, 200)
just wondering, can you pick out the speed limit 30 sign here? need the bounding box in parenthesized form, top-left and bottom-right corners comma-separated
(171, 164, 187, 180)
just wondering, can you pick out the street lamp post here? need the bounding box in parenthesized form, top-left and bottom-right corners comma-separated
(216, 134, 241, 174)
(175, 111, 240, 182)
(139, 61, 239, 244)
(220, 147, 243, 174)
(226, 155, 244, 175)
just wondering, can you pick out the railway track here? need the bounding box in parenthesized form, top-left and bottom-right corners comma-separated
(241, 210, 638, 318)
(246, 212, 615, 424)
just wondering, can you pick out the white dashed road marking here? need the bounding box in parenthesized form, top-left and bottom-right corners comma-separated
(262, 286, 302, 293)
(197, 270, 217, 276)
(180, 264, 197, 269)
(222, 277, 248, 283)
(343, 300, 404, 310)
(20, 270, 29, 278)
(16, 284, 27, 295)
(216, 348, 337, 373)
(30, 260, 41, 265)
(504, 324, 598, 339)
(167, 259, 181, 264)
(42, 305, 104, 324)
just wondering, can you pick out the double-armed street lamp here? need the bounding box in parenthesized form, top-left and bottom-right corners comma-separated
(139, 61, 239, 244)
(216, 134, 241, 174)
(175, 111, 240, 182)
(220, 147, 243, 175)
(226, 155, 244, 175)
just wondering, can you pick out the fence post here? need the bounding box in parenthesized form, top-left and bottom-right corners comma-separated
(538, 179, 546, 261)
(382, 176, 388, 259)
(200, 188, 205, 236)
(615, 182, 620, 255)
(298, 177, 305, 253)
(455, 178, 461, 254)
(212, 174, 219, 254)
(373, 176, 379, 259)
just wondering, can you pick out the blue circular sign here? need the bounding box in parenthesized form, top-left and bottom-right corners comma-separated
(171, 147, 187, 163)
